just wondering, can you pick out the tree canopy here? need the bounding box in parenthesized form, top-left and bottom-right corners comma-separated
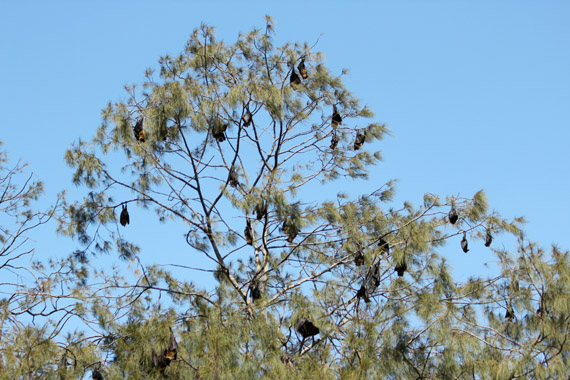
(2, 17, 570, 380)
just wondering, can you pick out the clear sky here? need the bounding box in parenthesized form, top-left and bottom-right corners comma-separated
(1, 1, 569, 283)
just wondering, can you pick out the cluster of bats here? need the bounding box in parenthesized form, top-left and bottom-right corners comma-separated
(89, 320, 318, 379)
(127, 58, 367, 156)
(355, 205, 494, 305)
(448, 204, 493, 253)
(113, 57, 518, 362)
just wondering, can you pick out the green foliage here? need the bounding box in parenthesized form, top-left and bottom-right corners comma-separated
(3, 17, 570, 380)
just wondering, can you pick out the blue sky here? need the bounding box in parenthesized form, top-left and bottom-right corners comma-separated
(1, 1, 569, 283)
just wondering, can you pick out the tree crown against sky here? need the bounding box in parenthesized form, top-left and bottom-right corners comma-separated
(2, 15, 570, 380)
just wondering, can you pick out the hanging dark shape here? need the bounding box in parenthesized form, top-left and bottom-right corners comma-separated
(152, 328, 178, 370)
(133, 118, 145, 142)
(332, 105, 342, 126)
(330, 134, 339, 149)
(119, 204, 129, 227)
(245, 219, 253, 245)
(296, 318, 320, 339)
(251, 281, 263, 301)
(213, 122, 228, 142)
(353, 130, 366, 150)
(378, 237, 390, 254)
(461, 233, 469, 253)
(297, 59, 308, 79)
(151, 348, 171, 369)
(395, 260, 407, 277)
(255, 200, 267, 221)
(537, 298, 547, 318)
(229, 169, 239, 188)
(354, 250, 364, 266)
(356, 285, 371, 303)
(484, 229, 493, 247)
(369, 262, 381, 290)
(242, 108, 252, 127)
(448, 206, 458, 224)
(282, 219, 298, 243)
(290, 69, 301, 86)
(505, 304, 515, 321)
(91, 369, 103, 380)
(164, 327, 178, 361)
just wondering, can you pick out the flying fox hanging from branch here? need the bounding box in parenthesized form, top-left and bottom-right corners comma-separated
(151, 327, 178, 371)
(297, 58, 308, 79)
(119, 203, 129, 227)
(331, 105, 342, 126)
(133, 118, 145, 142)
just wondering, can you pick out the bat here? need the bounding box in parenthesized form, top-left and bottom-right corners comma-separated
(484, 229, 493, 247)
(133, 118, 145, 142)
(255, 200, 267, 221)
(332, 105, 342, 126)
(120, 204, 129, 227)
(354, 130, 366, 150)
(378, 237, 390, 254)
(245, 219, 253, 245)
(356, 285, 370, 303)
(354, 250, 364, 266)
(242, 108, 252, 127)
(229, 169, 239, 188)
(290, 70, 301, 85)
(395, 260, 407, 277)
(330, 134, 339, 149)
(297, 59, 308, 79)
(461, 233, 469, 253)
(213, 122, 228, 142)
(448, 206, 458, 224)
(295, 318, 319, 339)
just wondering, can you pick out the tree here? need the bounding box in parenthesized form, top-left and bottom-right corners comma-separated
(17, 17, 569, 379)
(0, 143, 94, 379)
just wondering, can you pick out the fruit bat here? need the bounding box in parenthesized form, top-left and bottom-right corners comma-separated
(290, 70, 301, 85)
(369, 262, 381, 290)
(152, 329, 177, 370)
(537, 299, 547, 318)
(295, 318, 320, 339)
(91, 369, 103, 380)
(152, 348, 170, 369)
(229, 169, 239, 188)
(354, 250, 364, 266)
(251, 281, 262, 301)
(378, 237, 390, 254)
(282, 219, 298, 243)
(133, 118, 145, 142)
(297, 59, 308, 79)
(255, 200, 267, 221)
(461, 233, 469, 253)
(505, 304, 514, 321)
(484, 229, 493, 247)
(164, 327, 178, 361)
(120, 204, 129, 227)
(353, 130, 366, 150)
(448, 206, 458, 224)
(242, 108, 252, 127)
(213, 122, 228, 142)
(395, 260, 407, 277)
(356, 284, 370, 303)
(245, 219, 253, 245)
(330, 134, 339, 149)
(332, 105, 342, 126)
